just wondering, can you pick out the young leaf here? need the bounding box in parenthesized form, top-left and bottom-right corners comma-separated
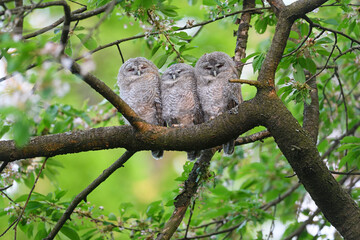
(156, 54, 169, 68)
(61, 226, 81, 240)
(76, 34, 97, 50)
(293, 63, 306, 83)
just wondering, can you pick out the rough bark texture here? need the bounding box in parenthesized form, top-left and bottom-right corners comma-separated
(0, 100, 260, 162)
(259, 94, 360, 239)
(303, 71, 319, 142)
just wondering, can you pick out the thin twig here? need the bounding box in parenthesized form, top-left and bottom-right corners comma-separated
(321, 121, 360, 160)
(116, 44, 125, 64)
(284, 208, 322, 240)
(44, 151, 136, 240)
(156, 149, 215, 240)
(334, 46, 360, 62)
(305, 17, 360, 45)
(75, 7, 269, 61)
(23, 7, 86, 39)
(306, 32, 337, 84)
(0, 157, 49, 238)
(184, 199, 196, 238)
(283, 21, 312, 58)
(229, 79, 266, 88)
(235, 130, 271, 146)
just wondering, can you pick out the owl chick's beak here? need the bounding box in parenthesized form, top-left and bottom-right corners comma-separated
(213, 70, 217, 77)
(171, 73, 176, 80)
(137, 70, 141, 76)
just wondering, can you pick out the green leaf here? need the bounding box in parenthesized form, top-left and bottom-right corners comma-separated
(156, 54, 169, 68)
(61, 226, 81, 240)
(174, 31, 192, 40)
(289, 31, 299, 39)
(211, 185, 230, 196)
(252, 53, 265, 73)
(321, 18, 339, 26)
(25, 201, 44, 212)
(255, 16, 268, 34)
(241, 52, 260, 63)
(0, 125, 10, 138)
(293, 63, 305, 83)
(76, 33, 97, 50)
(338, 144, 358, 152)
(151, 43, 162, 56)
(305, 58, 317, 74)
(341, 136, 360, 144)
(159, 5, 178, 17)
(146, 200, 163, 221)
(183, 54, 197, 62)
(108, 212, 117, 221)
(55, 189, 67, 200)
(13, 117, 31, 147)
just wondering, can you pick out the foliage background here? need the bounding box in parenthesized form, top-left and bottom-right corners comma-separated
(0, 0, 359, 239)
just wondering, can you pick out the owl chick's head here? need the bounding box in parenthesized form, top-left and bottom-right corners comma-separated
(161, 63, 194, 83)
(118, 57, 158, 79)
(196, 52, 235, 77)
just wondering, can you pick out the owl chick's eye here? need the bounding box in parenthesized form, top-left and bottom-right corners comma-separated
(204, 66, 213, 70)
(140, 65, 148, 70)
(215, 63, 224, 68)
(127, 68, 135, 72)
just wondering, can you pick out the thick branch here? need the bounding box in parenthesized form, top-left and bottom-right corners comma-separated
(262, 95, 360, 239)
(68, 60, 146, 130)
(258, 0, 329, 87)
(44, 151, 135, 240)
(303, 72, 319, 143)
(0, 100, 259, 162)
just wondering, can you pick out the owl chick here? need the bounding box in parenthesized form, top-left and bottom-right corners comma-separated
(195, 52, 242, 155)
(117, 57, 163, 159)
(161, 63, 203, 160)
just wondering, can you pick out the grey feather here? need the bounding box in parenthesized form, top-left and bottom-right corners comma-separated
(118, 57, 163, 159)
(195, 52, 242, 155)
(160, 63, 203, 160)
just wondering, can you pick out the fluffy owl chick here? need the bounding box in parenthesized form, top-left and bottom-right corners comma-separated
(161, 63, 203, 160)
(117, 57, 163, 159)
(195, 52, 242, 155)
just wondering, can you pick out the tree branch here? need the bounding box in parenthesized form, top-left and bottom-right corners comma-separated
(59, 0, 71, 49)
(321, 121, 360, 161)
(0, 158, 48, 238)
(44, 151, 135, 240)
(156, 149, 215, 240)
(234, 0, 255, 74)
(68, 59, 147, 130)
(75, 7, 269, 61)
(303, 71, 319, 143)
(261, 183, 301, 211)
(0, 99, 259, 163)
(23, 7, 86, 39)
(235, 130, 271, 146)
(284, 208, 322, 240)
